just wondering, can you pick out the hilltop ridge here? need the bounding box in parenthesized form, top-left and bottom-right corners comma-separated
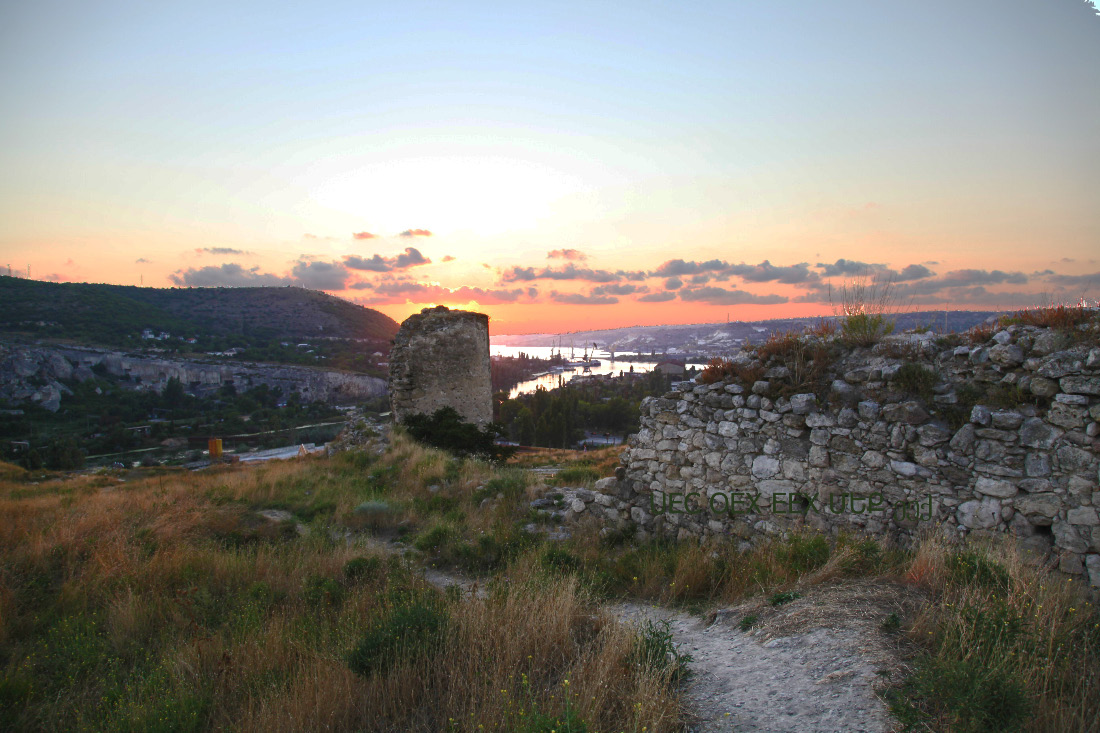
(0, 277, 399, 346)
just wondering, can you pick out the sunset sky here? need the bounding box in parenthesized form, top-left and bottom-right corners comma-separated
(1, 1, 1098, 334)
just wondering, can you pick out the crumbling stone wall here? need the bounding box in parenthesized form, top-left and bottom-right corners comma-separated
(568, 324, 1100, 588)
(389, 306, 492, 427)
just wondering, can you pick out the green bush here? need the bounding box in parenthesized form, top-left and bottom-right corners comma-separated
(346, 601, 448, 677)
(777, 533, 830, 575)
(402, 407, 515, 462)
(631, 618, 692, 683)
(302, 574, 345, 608)
(768, 590, 801, 606)
(894, 362, 937, 400)
(343, 556, 382, 583)
(947, 551, 1011, 592)
(841, 312, 894, 347)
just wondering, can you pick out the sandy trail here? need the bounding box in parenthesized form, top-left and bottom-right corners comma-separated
(614, 595, 900, 733)
(395, 527, 914, 733)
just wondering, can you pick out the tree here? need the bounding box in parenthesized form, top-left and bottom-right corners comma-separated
(163, 377, 185, 409)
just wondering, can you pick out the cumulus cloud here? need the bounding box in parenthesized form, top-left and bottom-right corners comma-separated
(550, 290, 619, 305)
(169, 263, 292, 287)
(442, 255, 456, 262)
(813, 259, 935, 283)
(638, 291, 676, 303)
(1038, 271, 1100, 289)
(727, 261, 819, 284)
(501, 264, 620, 283)
(652, 259, 730, 277)
(678, 286, 788, 305)
(135, 258, 150, 264)
(664, 277, 683, 290)
(651, 259, 818, 285)
(591, 283, 646, 296)
(351, 277, 530, 305)
(343, 247, 432, 273)
(196, 247, 250, 256)
(291, 259, 350, 290)
(896, 264, 936, 281)
(352, 231, 378, 240)
(548, 248, 587, 261)
(399, 229, 433, 238)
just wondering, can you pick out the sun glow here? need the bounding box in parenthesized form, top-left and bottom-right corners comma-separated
(308, 156, 592, 236)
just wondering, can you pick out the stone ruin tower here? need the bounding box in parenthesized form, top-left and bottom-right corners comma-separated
(388, 306, 493, 427)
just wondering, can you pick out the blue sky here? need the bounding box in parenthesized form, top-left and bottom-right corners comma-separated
(1, 0, 1098, 332)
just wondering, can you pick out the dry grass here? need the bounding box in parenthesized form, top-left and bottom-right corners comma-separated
(891, 536, 1100, 733)
(0, 449, 684, 732)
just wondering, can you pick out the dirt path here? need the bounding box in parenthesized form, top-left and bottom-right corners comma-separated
(613, 587, 907, 733)
(395, 532, 914, 733)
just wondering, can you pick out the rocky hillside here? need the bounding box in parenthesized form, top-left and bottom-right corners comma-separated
(0, 342, 386, 412)
(0, 277, 399, 345)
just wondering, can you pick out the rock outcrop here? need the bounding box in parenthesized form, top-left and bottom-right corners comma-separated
(389, 306, 492, 427)
(0, 342, 386, 410)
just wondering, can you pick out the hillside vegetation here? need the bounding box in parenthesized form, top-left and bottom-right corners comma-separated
(2, 431, 1097, 732)
(0, 278, 399, 346)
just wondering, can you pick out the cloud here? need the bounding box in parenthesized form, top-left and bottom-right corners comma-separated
(291, 259, 350, 290)
(550, 290, 619, 305)
(135, 258, 150, 264)
(591, 283, 646, 296)
(895, 264, 936, 281)
(500, 263, 639, 283)
(664, 277, 683, 290)
(196, 247, 250, 256)
(352, 231, 378, 240)
(1039, 271, 1100, 289)
(394, 247, 430, 268)
(815, 258, 881, 278)
(653, 259, 730, 277)
(650, 258, 819, 285)
(343, 247, 432, 273)
(638, 291, 677, 303)
(814, 259, 935, 283)
(442, 255, 456, 262)
(399, 229, 433, 238)
(678, 286, 788, 305)
(351, 277, 531, 305)
(793, 267, 1037, 305)
(169, 263, 292, 287)
(727, 261, 820, 284)
(547, 248, 587, 261)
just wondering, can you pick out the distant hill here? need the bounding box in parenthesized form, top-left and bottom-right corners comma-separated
(0, 277, 399, 346)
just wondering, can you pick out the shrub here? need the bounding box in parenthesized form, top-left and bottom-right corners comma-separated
(412, 522, 458, 553)
(832, 275, 899, 347)
(946, 551, 1011, 592)
(302, 574, 345, 608)
(632, 618, 691, 683)
(894, 362, 937, 401)
(776, 533, 830, 575)
(768, 590, 801, 606)
(343, 556, 383, 583)
(346, 601, 448, 677)
(402, 407, 515, 462)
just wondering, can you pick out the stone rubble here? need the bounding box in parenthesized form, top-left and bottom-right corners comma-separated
(560, 324, 1100, 588)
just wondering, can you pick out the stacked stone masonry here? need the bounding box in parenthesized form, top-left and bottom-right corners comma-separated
(568, 325, 1100, 588)
(389, 306, 493, 427)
